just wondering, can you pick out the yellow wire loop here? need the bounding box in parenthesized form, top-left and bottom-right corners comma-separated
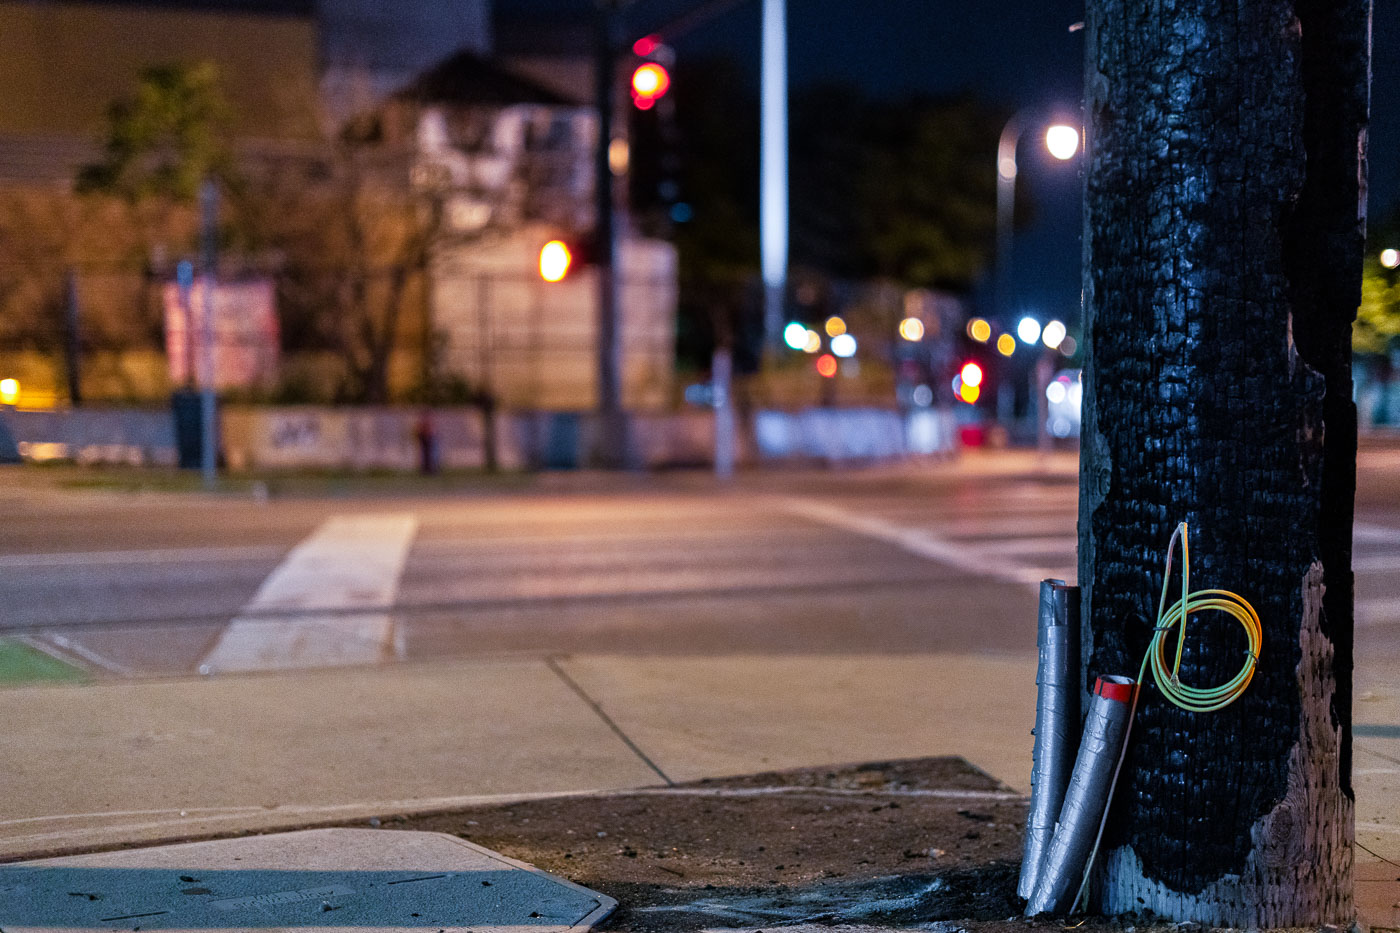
(1140, 522, 1262, 713)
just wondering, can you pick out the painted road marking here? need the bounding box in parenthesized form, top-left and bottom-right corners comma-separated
(779, 497, 1045, 586)
(199, 514, 418, 673)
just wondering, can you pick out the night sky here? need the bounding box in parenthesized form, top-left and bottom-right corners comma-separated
(508, 0, 1398, 331)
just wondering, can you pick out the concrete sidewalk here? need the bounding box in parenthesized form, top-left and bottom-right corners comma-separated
(0, 651, 1396, 926)
(0, 653, 1038, 859)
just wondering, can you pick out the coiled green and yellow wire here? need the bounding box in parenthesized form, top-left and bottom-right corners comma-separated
(1139, 522, 1262, 712)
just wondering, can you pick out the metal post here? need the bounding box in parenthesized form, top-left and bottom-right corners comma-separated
(198, 179, 218, 490)
(477, 273, 498, 474)
(594, 3, 624, 466)
(712, 346, 734, 479)
(995, 114, 1023, 323)
(760, 0, 788, 351)
(63, 268, 82, 407)
(1035, 351, 1053, 454)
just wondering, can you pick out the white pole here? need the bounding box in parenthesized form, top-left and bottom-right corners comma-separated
(760, 0, 787, 349)
(712, 347, 734, 479)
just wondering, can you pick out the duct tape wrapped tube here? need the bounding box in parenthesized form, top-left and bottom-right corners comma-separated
(1017, 579, 1081, 900)
(1024, 675, 1136, 917)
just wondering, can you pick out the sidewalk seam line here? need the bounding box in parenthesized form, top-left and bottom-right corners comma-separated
(545, 656, 674, 786)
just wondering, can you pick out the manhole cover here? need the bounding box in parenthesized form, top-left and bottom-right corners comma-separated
(0, 828, 616, 932)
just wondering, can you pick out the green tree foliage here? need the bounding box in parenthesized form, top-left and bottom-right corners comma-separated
(792, 89, 1003, 291)
(1355, 256, 1400, 356)
(635, 59, 1006, 369)
(1356, 206, 1400, 358)
(76, 62, 234, 203)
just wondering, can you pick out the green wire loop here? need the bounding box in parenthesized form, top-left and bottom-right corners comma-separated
(1138, 522, 1262, 712)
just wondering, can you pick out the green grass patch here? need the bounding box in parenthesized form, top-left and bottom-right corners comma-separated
(0, 638, 88, 685)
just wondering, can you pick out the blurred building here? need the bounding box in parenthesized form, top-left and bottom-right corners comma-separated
(0, 0, 323, 185)
(381, 51, 676, 410)
(0, 0, 678, 411)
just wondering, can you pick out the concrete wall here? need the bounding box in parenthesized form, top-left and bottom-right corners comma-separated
(754, 408, 958, 463)
(1, 405, 957, 471)
(221, 406, 526, 471)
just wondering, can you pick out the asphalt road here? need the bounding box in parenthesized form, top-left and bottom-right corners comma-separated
(4, 448, 1400, 677)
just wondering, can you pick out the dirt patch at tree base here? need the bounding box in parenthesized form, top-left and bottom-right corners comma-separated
(373, 757, 1190, 933)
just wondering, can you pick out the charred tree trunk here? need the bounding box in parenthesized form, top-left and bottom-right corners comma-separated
(1078, 0, 1368, 925)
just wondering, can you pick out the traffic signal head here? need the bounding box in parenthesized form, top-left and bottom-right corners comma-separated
(539, 240, 572, 282)
(631, 63, 670, 110)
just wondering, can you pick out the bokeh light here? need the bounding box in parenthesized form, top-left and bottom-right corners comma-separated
(899, 317, 925, 341)
(1382, 248, 1400, 269)
(538, 240, 571, 282)
(824, 316, 846, 337)
(996, 334, 1016, 357)
(831, 333, 857, 358)
(816, 354, 838, 378)
(1017, 316, 1042, 345)
(783, 322, 808, 350)
(1042, 320, 1067, 349)
(0, 378, 17, 406)
(960, 362, 984, 388)
(967, 318, 991, 343)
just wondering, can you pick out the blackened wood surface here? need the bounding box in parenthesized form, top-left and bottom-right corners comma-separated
(1079, 0, 1366, 904)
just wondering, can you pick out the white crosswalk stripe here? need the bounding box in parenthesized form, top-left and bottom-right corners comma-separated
(200, 514, 419, 673)
(788, 493, 1400, 622)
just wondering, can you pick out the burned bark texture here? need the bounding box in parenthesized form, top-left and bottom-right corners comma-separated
(1078, 0, 1368, 925)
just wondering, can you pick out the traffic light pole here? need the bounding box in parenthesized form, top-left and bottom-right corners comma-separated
(593, 3, 626, 467)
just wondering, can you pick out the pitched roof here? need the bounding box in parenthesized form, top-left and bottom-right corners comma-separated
(394, 50, 580, 108)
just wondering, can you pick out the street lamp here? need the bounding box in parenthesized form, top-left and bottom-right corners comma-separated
(995, 112, 1080, 321)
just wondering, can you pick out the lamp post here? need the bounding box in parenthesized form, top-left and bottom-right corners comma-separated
(994, 113, 1079, 321)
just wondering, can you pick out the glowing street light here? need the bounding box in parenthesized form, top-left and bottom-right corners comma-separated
(0, 378, 17, 406)
(1382, 248, 1400, 269)
(1042, 319, 1068, 350)
(831, 333, 857, 358)
(899, 317, 925, 341)
(824, 315, 846, 337)
(1045, 124, 1080, 160)
(802, 329, 821, 353)
(997, 334, 1017, 356)
(967, 318, 992, 342)
(960, 361, 984, 388)
(995, 110, 1079, 323)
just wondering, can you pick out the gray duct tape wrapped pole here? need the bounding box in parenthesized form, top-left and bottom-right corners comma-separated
(1017, 580, 1081, 899)
(1024, 675, 1136, 917)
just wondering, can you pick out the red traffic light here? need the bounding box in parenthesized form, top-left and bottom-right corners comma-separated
(816, 354, 838, 378)
(631, 63, 670, 109)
